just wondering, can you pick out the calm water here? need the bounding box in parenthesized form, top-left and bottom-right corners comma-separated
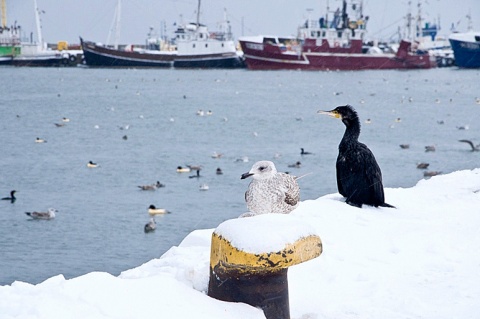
(1, 66, 479, 285)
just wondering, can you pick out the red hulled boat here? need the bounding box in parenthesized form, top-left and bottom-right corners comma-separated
(239, 1, 437, 71)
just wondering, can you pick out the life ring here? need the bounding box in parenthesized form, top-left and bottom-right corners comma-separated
(62, 57, 69, 65)
(334, 41, 340, 48)
(69, 55, 76, 62)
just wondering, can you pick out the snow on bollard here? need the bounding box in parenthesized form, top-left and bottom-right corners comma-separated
(207, 214, 322, 319)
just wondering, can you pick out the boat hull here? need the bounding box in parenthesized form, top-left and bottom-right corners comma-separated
(449, 38, 480, 68)
(173, 53, 244, 68)
(240, 39, 436, 71)
(81, 38, 174, 68)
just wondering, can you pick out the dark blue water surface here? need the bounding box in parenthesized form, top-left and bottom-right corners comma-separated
(1, 66, 479, 285)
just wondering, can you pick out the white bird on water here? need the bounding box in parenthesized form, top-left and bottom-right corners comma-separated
(25, 208, 57, 220)
(241, 161, 300, 216)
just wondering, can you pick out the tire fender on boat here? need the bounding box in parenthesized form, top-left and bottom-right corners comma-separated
(334, 41, 340, 48)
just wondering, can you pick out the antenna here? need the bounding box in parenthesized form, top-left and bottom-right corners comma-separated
(1, 0, 6, 28)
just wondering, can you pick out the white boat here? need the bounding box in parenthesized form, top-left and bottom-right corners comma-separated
(173, 0, 244, 68)
(3, 0, 82, 67)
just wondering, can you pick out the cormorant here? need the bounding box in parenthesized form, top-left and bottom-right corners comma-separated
(2, 190, 17, 203)
(318, 105, 394, 208)
(300, 148, 313, 155)
(459, 139, 480, 151)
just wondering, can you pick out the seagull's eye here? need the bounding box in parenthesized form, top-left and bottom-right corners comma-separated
(259, 166, 266, 171)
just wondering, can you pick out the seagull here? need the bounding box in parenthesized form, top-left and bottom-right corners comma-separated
(425, 145, 436, 152)
(211, 151, 223, 159)
(25, 208, 57, 220)
(458, 139, 480, 151)
(138, 181, 164, 190)
(216, 167, 223, 175)
(35, 137, 47, 143)
(1, 190, 17, 203)
(241, 160, 300, 215)
(144, 218, 156, 233)
(399, 144, 410, 149)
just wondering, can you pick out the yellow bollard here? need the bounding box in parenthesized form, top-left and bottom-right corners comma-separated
(207, 215, 322, 319)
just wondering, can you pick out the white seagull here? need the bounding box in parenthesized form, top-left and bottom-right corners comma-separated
(241, 161, 300, 215)
(25, 208, 57, 220)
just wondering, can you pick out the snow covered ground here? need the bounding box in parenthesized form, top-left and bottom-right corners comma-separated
(1, 169, 479, 319)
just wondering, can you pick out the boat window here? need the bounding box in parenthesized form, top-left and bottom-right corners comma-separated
(475, 36, 480, 42)
(222, 43, 224, 47)
(322, 31, 326, 37)
(205, 44, 208, 48)
(337, 31, 343, 38)
(193, 44, 196, 48)
(263, 37, 277, 44)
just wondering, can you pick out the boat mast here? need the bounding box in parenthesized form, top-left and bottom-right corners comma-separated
(33, 0, 44, 48)
(1, 0, 6, 28)
(415, 0, 422, 40)
(114, 0, 121, 49)
(107, 0, 121, 49)
(196, 0, 201, 27)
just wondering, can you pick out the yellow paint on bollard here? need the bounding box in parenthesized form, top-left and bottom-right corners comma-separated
(208, 222, 322, 319)
(210, 232, 322, 274)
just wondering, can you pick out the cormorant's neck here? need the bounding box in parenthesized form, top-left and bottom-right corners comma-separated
(340, 117, 361, 147)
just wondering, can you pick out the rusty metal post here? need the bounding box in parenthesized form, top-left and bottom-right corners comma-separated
(207, 220, 322, 319)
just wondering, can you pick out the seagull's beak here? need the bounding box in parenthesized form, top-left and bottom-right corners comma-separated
(317, 109, 340, 118)
(241, 172, 254, 180)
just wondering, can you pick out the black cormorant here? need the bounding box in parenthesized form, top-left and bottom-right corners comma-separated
(2, 190, 16, 203)
(300, 148, 313, 155)
(318, 105, 394, 208)
(459, 139, 480, 151)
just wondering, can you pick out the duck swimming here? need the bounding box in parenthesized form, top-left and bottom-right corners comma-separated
(138, 181, 165, 191)
(1, 190, 17, 203)
(148, 205, 170, 215)
(144, 218, 156, 232)
(87, 161, 98, 168)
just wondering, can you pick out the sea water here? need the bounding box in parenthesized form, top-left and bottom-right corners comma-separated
(0, 66, 479, 285)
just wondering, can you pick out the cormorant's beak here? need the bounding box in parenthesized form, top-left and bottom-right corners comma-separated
(317, 110, 340, 119)
(241, 172, 253, 180)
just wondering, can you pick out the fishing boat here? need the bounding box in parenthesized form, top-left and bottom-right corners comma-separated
(1, 0, 82, 67)
(0, 3, 22, 64)
(0, 24, 21, 64)
(82, 0, 244, 69)
(173, 1, 244, 69)
(80, 36, 175, 68)
(239, 0, 436, 71)
(449, 31, 480, 68)
(414, 22, 454, 67)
